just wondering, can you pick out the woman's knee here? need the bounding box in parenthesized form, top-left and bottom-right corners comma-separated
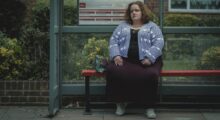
(106, 63, 123, 74)
(145, 70, 160, 79)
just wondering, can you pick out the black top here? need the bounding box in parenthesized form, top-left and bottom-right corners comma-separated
(127, 28, 139, 61)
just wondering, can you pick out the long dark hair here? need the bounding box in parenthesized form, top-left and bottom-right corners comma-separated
(124, 1, 150, 24)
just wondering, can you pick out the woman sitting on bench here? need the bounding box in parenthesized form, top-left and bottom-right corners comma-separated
(105, 1, 164, 119)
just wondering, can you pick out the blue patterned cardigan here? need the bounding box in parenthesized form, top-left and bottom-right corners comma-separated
(109, 21, 164, 64)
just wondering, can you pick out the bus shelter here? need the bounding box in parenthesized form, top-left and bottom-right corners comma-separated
(49, 0, 220, 116)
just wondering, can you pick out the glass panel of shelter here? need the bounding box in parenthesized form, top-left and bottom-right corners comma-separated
(61, 0, 220, 84)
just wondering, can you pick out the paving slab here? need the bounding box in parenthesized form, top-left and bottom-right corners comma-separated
(103, 108, 148, 120)
(156, 111, 205, 120)
(53, 109, 103, 120)
(1, 106, 36, 120)
(200, 109, 220, 120)
(1, 106, 220, 120)
(0, 107, 8, 120)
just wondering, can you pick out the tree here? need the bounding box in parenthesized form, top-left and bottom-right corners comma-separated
(0, 0, 26, 37)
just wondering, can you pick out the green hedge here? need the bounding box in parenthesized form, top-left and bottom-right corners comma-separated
(164, 14, 220, 26)
(197, 46, 220, 70)
(164, 14, 201, 26)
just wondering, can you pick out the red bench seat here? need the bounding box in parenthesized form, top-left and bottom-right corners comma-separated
(82, 69, 220, 77)
(81, 69, 220, 114)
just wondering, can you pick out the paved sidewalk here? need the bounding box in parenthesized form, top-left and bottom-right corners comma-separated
(1, 106, 220, 120)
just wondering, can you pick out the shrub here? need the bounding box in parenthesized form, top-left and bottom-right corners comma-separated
(17, 2, 50, 80)
(164, 39, 193, 60)
(64, 6, 78, 25)
(32, 2, 50, 32)
(164, 14, 201, 26)
(197, 46, 220, 70)
(0, 32, 24, 80)
(79, 37, 109, 71)
(192, 34, 220, 58)
(62, 37, 109, 80)
(19, 25, 49, 80)
(201, 15, 220, 26)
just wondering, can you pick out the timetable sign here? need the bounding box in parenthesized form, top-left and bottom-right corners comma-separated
(78, 0, 144, 25)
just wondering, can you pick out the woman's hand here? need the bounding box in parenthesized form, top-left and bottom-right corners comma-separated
(114, 56, 123, 66)
(141, 58, 151, 66)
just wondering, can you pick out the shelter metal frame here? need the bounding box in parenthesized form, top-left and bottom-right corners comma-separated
(49, 0, 220, 116)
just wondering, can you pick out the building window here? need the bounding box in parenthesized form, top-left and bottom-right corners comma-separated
(171, 0, 187, 9)
(169, 0, 220, 13)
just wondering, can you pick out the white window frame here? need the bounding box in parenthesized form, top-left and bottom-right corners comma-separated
(168, 0, 220, 13)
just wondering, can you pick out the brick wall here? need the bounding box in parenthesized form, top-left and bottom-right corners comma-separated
(0, 80, 49, 105)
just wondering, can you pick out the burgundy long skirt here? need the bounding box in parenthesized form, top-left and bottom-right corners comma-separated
(105, 56, 163, 106)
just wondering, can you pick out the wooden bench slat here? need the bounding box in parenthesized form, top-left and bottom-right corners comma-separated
(81, 69, 220, 77)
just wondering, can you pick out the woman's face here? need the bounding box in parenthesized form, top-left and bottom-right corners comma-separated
(130, 4, 142, 22)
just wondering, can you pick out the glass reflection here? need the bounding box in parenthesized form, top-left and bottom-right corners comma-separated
(61, 33, 111, 82)
(61, 33, 220, 82)
(171, 0, 187, 9)
(190, 0, 220, 9)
